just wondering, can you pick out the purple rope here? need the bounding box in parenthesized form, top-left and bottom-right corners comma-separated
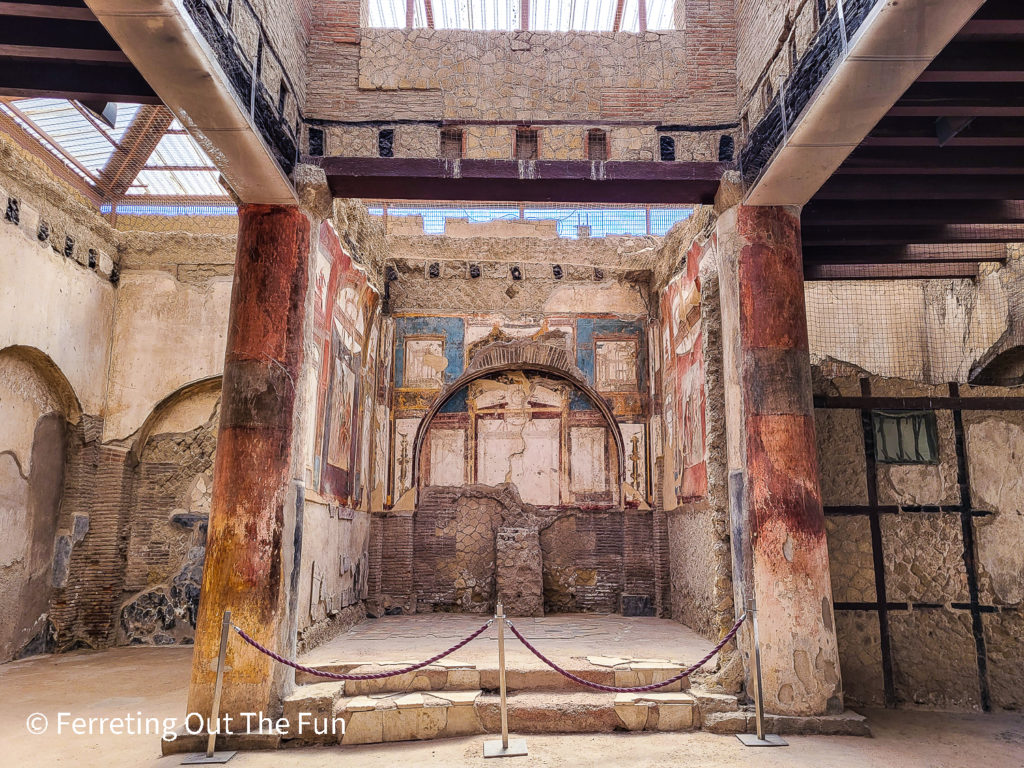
(233, 620, 492, 681)
(504, 613, 747, 693)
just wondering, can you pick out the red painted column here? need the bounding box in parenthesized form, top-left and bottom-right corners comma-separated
(187, 204, 311, 721)
(717, 203, 842, 716)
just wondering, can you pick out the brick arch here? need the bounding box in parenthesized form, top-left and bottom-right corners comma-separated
(411, 339, 626, 503)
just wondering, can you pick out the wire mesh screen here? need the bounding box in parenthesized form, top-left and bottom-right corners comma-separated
(368, 201, 692, 239)
(805, 248, 1024, 385)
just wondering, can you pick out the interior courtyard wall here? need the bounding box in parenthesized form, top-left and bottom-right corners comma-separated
(814, 366, 1024, 711)
(649, 214, 735, 642)
(306, 0, 738, 161)
(371, 226, 660, 616)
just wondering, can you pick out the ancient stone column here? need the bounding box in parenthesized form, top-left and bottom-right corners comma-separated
(187, 204, 311, 721)
(716, 202, 842, 716)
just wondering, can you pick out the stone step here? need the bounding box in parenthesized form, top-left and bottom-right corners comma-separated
(307, 689, 701, 746)
(295, 658, 690, 695)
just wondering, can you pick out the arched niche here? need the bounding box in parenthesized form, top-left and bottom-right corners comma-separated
(0, 345, 81, 660)
(129, 376, 222, 466)
(411, 339, 626, 505)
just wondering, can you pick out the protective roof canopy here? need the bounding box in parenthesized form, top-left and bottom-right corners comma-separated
(369, 0, 675, 32)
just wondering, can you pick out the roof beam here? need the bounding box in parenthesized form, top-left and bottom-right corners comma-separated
(0, 2, 95, 21)
(815, 174, 1024, 201)
(744, 0, 986, 205)
(839, 145, 1024, 175)
(312, 157, 728, 204)
(803, 199, 1024, 227)
(803, 243, 1007, 264)
(0, 44, 128, 63)
(424, 0, 433, 28)
(803, 223, 1024, 247)
(805, 263, 983, 281)
(96, 104, 174, 200)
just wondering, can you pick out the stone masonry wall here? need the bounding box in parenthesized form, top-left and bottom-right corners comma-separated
(306, 0, 738, 160)
(815, 367, 1024, 710)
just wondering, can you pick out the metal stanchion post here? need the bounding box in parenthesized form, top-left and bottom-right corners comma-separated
(737, 598, 787, 747)
(483, 602, 527, 758)
(183, 610, 238, 764)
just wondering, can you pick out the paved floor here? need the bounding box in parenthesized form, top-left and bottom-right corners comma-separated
(297, 613, 715, 670)
(2, 645, 1023, 767)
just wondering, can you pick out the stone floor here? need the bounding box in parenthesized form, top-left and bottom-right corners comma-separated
(298, 613, 715, 671)
(2, 645, 1023, 768)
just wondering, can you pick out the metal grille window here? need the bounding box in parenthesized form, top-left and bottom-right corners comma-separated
(378, 128, 395, 158)
(514, 128, 539, 160)
(872, 411, 939, 464)
(440, 128, 463, 159)
(659, 135, 675, 161)
(587, 129, 608, 161)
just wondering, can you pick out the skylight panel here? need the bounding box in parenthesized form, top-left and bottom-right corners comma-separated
(647, 0, 675, 30)
(368, 0, 405, 28)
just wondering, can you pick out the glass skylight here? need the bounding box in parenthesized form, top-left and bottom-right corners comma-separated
(367, 0, 677, 32)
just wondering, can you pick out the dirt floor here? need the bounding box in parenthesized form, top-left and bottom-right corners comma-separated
(1, 646, 1022, 768)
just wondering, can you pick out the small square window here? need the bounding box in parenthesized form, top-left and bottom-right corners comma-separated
(872, 411, 939, 464)
(515, 128, 538, 161)
(440, 128, 463, 159)
(587, 129, 608, 161)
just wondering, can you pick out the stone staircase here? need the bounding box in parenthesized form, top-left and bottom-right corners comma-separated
(162, 651, 869, 754)
(272, 655, 869, 747)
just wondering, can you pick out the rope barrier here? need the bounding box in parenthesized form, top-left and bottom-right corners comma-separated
(503, 613, 747, 693)
(233, 619, 493, 681)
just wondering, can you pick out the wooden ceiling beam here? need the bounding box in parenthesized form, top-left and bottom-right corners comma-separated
(803, 243, 1007, 264)
(803, 223, 1024, 247)
(805, 263, 983, 281)
(803, 199, 1024, 227)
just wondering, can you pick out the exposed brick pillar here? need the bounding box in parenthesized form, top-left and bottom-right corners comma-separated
(187, 204, 311, 720)
(716, 203, 842, 716)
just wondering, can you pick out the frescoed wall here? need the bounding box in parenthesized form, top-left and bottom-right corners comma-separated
(659, 241, 707, 508)
(387, 313, 650, 507)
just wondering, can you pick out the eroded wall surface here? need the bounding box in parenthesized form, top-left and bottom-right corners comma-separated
(815, 369, 1024, 710)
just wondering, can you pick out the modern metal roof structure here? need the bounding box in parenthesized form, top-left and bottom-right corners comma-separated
(0, 97, 230, 208)
(368, 0, 675, 32)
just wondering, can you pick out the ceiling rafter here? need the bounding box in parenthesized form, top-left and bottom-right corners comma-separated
(97, 105, 174, 201)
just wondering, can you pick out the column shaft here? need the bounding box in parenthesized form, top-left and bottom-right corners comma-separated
(187, 204, 311, 719)
(718, 204, 842, 716)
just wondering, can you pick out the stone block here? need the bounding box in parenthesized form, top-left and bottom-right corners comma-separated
(340, 708, 383, 745)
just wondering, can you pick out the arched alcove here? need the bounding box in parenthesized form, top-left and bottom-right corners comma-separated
(119, 376, 222, 646)
(410, 339, 626, 504)
(0, 345, 82, 660)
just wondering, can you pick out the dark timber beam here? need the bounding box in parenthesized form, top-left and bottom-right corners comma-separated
(803, 244, 1008, 264)
(0, 59, 159, 102)
(839, 146, 1024, 174)
(805, 263, 983, 281)
(803, 200, 1024, 227)
(97, 104, 174, 199)
(803, 224, 1024, 247)
(311, 157, 729, 204)
(815, 174, 1024, 201)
